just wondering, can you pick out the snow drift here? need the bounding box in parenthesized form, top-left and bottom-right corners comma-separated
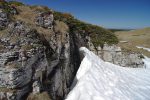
(66, 47, 150, 100)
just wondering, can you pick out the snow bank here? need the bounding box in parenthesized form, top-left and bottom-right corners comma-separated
(136, 46, 150, 52)
(143, 56, 150, 69)
(66, 47, 150, 100)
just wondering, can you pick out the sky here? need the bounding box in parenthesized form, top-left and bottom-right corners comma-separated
(17, 0, 150, 29)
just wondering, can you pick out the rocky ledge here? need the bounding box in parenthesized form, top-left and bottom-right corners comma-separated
(89, 39, 144, 68)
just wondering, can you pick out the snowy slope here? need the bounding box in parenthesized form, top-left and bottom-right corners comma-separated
(66, 47, 150, 100)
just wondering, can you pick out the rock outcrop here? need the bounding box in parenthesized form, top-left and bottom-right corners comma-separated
(0, 9, 81, 100)
(0, 21, 49, 100)
(88, 38, 144, 68)
(35, 11, 54, 29)
(0, 10, 9, 30)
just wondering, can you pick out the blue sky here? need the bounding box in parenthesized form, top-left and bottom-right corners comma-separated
(18, 0, 150, 29)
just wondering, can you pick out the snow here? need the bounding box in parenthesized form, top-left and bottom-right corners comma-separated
(136, 46, 150, 52)
(143, 56, 150, 69)
(66, 47, 150, 100)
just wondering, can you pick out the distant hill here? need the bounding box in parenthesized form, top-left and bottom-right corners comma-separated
(109, 28, 133, 33)
(115, 27, 150, 57)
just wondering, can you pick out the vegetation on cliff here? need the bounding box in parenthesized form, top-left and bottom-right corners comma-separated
(0, 0, 23, 13)
(0, 0, 118, 48)
(54, 11, 118, 47)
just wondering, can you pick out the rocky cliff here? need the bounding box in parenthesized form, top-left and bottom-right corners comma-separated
(0, 2, 81, 100)
(0, 1, 145, 100)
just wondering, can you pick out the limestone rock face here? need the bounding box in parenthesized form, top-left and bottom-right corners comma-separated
(35, 11, 54, 29)
(0, 21, 49, 100)
(88, 41, 144, 68)
(0, 14, 81, 100)
(0, 86, 30, 100)
(102, 44, 144, 68)
(0, 10, 9, 30)
(0, 3, 18, 30)
(41, 20, 81, 100)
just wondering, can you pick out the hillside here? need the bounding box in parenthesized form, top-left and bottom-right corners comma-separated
(115, 27, 150, 57)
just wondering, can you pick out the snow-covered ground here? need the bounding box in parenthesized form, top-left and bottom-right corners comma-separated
(136, 46, 150, 52)
(66, 47, 150, 100)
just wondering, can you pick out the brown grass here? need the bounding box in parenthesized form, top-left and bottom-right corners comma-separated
(54, 20, 69, 43)
(5, 62, 22, 69)
(27, 92, 51, 100)
(0, 29, 9, 38)
(14, 6, 37, 26)
(0, 87, 16, 93)
(0, 44, 5, 50)
(115, 27, 150, 57)
(14, 6, 54, 40)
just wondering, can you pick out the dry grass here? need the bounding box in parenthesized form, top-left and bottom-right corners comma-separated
(5, 61, 22, 69)
(0, 44, 5, 50)
(27, 92, 51, 100)
(14, 6, 54, 40)
(14, 6, 37, 26)
(54, 20, 69, 34)
(9, 35, 19, 43)
(0, 87, 16, 93)
(115, 27, 150, 57)
(54, 20, 69, 43)
(21, 45, 34, 50)
(0, 29, 9, 38)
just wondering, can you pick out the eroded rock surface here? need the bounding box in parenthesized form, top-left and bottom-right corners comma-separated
(0, 21, 49, 100)
(88, 39, 144, 68)
(35, 11, 54, 29)
(0, 12, 81, 100)
(0, 10, 9, 30)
